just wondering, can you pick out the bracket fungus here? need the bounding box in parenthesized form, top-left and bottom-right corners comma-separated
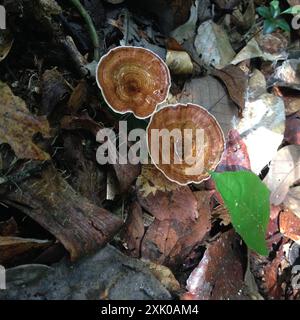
(147, 104, 225, 185)
(96, 46, 171, 119)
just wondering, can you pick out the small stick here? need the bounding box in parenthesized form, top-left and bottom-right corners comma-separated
(68, 0, 100, 61)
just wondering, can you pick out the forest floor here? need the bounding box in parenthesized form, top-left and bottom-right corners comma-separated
(0, 0, 300, 300)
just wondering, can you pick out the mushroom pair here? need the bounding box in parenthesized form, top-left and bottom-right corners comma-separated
(97, 46, 225, 185)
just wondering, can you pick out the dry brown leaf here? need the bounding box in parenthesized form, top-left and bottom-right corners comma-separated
(279, 209, 300, 244)
(141, 219, 177, 264)
(273, 59, 300, 90)
(167, 191, 211, 266)
(284, 186, 300, 219)
(179, 76, 239, 136)
(136, 164, 179, 197)
(0, 236, 52, 265)
(140, 189, 211, 267)
(142, 260, 181, 293)
(194, 21, 235, 69)
(216, 129, 251, 172)
(121, 202, 145, 258)
(138, 186, 198, 222)
(256, 32, 289, 56)
(184, 229, 245, 300)
(264, 145, 300, 206)
(288, 0, 300, 5)
(260, 241, 289, 299)
(113, 161, 141, 194)
(212, 65, 247, 110)
(67, 80, 88, 114)
(231, 38, 286, 65)
(0, 81, 50, 161)
(211, 206, 231, 226)
(273, 87, 300, 116)
(284, 111, 300, 145)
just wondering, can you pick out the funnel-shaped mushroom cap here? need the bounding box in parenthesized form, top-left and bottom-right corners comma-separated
(147, 104, 225, 185)
(96, 46, 171, 119)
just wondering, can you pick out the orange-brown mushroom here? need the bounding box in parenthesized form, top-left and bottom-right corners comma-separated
(96, 46, 171, 119)
(147, 103, 225, 185)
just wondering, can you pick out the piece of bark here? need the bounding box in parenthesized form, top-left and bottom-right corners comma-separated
(0, 236, 52, 265)
(4, 165, 123, 260)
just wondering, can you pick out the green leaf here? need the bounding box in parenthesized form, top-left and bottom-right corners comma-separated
(211, 171, 270, 256)
(257, 6, 272, 19)
(270, 0, 279, 11)
(270, 0, 281, 17)
(283, 6, 300, 15)
(263, 19, 277, 34)
(276, 18, 291, 32)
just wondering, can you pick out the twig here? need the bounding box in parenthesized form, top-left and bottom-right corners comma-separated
(59, 36, 89, 77)
(68, 0, 100, 61)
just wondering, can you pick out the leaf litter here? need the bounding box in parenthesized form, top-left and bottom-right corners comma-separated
(0, 0, 300, 301)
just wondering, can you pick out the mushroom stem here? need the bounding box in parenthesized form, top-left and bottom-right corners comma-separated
(68, 0, 100, 61)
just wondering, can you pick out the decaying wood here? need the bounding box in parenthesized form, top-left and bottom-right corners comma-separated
(3, 165, 123, 261)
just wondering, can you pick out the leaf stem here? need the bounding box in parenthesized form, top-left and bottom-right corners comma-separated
(68, 0, 100, 61)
